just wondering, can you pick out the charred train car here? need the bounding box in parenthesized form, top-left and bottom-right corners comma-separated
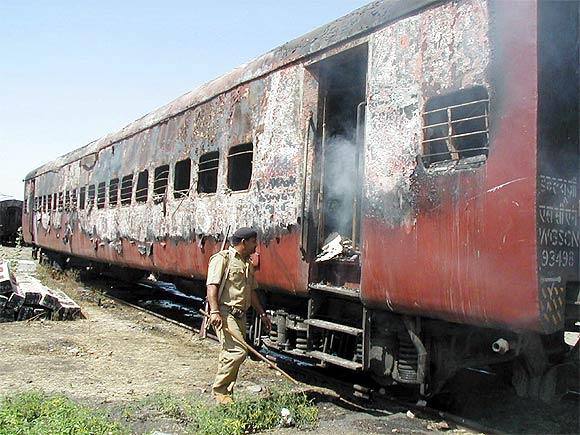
(0, 196, 23, 245)
(23, 0, 579, 400)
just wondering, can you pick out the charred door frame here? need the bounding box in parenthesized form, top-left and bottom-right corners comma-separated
(305, 44, 369, 258)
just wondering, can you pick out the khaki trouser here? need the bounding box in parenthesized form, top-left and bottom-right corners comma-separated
(212, 309, 247, 397)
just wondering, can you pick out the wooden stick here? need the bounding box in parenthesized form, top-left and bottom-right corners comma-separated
(200, 309, 298, 385)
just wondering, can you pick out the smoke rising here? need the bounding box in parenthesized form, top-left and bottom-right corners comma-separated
(322, 134, 359, 241)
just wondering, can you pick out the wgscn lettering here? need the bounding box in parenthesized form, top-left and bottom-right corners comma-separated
(538, 227, 579, 248)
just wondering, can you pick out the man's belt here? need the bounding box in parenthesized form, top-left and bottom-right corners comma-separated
(222, 306, 245, 319)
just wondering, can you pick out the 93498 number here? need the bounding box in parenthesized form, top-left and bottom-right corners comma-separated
(541, 249, 575, 268)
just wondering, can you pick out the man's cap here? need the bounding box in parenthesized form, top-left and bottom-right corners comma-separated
(232, 227, 257, 241)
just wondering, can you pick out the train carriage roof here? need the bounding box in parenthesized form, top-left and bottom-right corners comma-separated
(26, 0, 442, 181)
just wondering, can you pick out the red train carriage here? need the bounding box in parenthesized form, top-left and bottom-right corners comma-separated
(23, 0, 579, 400)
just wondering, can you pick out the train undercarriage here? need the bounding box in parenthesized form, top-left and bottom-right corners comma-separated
(36, 246, 579, 404)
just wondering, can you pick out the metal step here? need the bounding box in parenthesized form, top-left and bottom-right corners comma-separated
(309, 283, 360, 299)
(304, 318, 363, 336)
(308, 350, 363, 370)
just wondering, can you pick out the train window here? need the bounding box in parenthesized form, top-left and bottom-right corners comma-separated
(136, 170, 149, 203)
(109, 178, 119, 207)
(153, 164, 169, 200)
(228, 143, 253, 191)
(97, 182, 106, 208)
(71, 189, 77, 210)
(120, 174, 133, 205)
(174, 158, 191, 198)
(197, 151, 219, 194)
(87, 185, 95, 208)
(79, 187, 86, 210)
(422, 86, 489, 168)
(57, 192, 64, 211)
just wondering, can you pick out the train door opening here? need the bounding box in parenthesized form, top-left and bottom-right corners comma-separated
(310, 45, 367, 287)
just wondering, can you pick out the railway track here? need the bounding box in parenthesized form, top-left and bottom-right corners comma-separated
(94, 276, 550, 434)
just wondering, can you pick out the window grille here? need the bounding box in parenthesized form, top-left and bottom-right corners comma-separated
(109, 178, 119, 207)
(227, 143, 253, 191)
(174, 158, 191, 198)
(71, 189, 77, 209)
(153, 165, 169, 199)
(64, 190, 71, 210)
(87, 185, 95, 208)
(135, 170, 149, 203)
(58, 192, 65, 210)
(422, 86, 489, 168)
(197, 151, 219, 194)
(120, 175, 133, 205)
(79, 187, 86, 210)
(97, 182, 106, 208)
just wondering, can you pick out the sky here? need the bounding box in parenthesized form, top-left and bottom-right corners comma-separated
(0, 0, 371, 199)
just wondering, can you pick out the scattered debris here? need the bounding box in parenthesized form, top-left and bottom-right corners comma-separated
(280, 407, 294, 427)
(0, 260, 81, 322)
(246, 384, 263, 393)
(427, 421, 450, 431)
(315, 232, 359, 262)
(406, 410, 415, 419)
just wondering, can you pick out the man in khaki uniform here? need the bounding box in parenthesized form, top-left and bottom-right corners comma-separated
(207, 227, 271, 404)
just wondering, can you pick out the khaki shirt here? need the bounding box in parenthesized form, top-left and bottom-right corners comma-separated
(206, 247, 257, 311)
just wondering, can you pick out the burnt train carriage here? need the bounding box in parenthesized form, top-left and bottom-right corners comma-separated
(23, 0, 579, 400)
(0, 196, 23, 245)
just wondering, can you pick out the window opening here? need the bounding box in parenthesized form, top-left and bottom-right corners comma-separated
(227, 143, 253, 191)
(422, 86, 490, 168)
(56, 192, 63, 211)
(136, 170, 149, 203)
(71, 189, 77, 210)
(52, 193, 57, 211)
(87, 185, 95, 208)
(174, 158, 191, 198)
(120, 174, 133, 205)
(197, 151, 219, 193)
(79, 187, 86, 210)
(47, 194, 52, 212)
(97, 182, 106, 208)
(65, 190, 71, 210)
(153, 164, 169, 200)
(109, 178, 119, 207)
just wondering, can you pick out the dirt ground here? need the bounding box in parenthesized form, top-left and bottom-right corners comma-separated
(0, 245, 468, 434)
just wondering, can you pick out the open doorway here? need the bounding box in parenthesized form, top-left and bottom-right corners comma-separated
(314, 45, 368, 257)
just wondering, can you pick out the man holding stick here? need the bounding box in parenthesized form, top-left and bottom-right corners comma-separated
(206, 227, 272, 404)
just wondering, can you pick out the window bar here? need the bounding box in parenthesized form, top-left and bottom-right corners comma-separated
(446, 107, 459, 160)
(198, 167, 219, 174)
(423, 98, 490, 115)
(422, 129, 490, 144)
(422, 114, 488, 130)
(228, 150, 254, 158)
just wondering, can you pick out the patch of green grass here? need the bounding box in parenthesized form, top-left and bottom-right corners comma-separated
(0, 391, 127, 435)
(189, 389, 319, 435)
(124, 388, 318, 434)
